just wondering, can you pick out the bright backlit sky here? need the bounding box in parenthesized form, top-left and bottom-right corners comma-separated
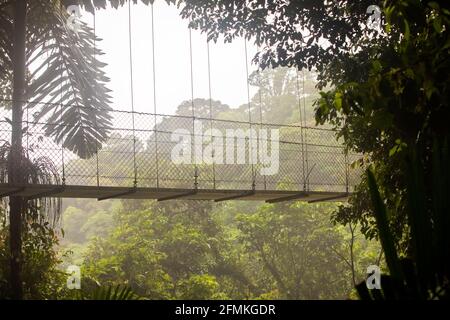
(80, 1, 258, 115)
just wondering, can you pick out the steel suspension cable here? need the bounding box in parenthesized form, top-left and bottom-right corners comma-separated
(55, 34, 66, 186)
(206, 40, 216, 189)
(26, 98, 29, 160)
(345, 152, 349, 193)
(302, 69, 310, 191)
(93, 10, 99, 187)
(244, 38, 256, 190)
(189, 26, 199, 189)
(257, 69, 266, 190)
(296, 70, 306, 191)
(151, 4, 160, 188)
(128, 1, 138, 187)
(59, 66, 66, 186)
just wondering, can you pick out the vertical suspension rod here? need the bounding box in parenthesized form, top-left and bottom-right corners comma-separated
(151, 4, 160, 188)
(128, 1, 137, 187)
(345, 152, 349, 193)
(296, 70, 306, 191)
(93, 10, 99, 187)
(257, 69, 266, 190)
(59, 74, 66, 185)
(244, 38, 256, 190)
(25, 100, 29, 161)
(206, 40, 216, 189)
(302, 70, 309, 191)
(189, 26, 198, 189)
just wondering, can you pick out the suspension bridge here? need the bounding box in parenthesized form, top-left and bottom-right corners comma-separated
(0, 4, 362, 203)
(0, 104, 361, 202)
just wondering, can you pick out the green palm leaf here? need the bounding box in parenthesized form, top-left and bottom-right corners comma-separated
(0, 0, 112, 159)
(26, 1, 112, 159)
(77, 285, 140, 300)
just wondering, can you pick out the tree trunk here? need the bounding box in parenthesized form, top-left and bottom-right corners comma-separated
(9, 0, 27, 300)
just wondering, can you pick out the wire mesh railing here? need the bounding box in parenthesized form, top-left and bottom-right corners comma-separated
(0, 102, 362, 193)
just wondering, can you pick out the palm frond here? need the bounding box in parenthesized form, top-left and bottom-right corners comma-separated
(62, 0, 156, 13)
(0, 1, 13, 107)
(25, 1, 112, 159)
(0, 140, 61, 226)
(76, 284, 140, 300)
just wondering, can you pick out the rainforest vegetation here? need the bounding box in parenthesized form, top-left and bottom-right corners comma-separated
(0, 0, 449, 300)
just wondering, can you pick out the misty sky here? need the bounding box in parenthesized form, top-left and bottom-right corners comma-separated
(80, 1, 258, 116)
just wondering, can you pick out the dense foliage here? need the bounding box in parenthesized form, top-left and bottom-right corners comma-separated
(0, 206, 67, 299)
(65, 0, 450, 300)
(1, 0, 447, 300)
(357, 141, 449, 299)
(60, 198, 379, 300)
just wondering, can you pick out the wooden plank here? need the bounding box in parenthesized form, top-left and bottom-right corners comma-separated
(265, 192, 308, 203)
(214, 190, 255, 202)
(157, 190, 198, 201)
(98, 188, 137, 201)
(308, 193, 349, 203)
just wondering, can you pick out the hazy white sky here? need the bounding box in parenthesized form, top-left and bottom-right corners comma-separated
(81, 1, 258, 115)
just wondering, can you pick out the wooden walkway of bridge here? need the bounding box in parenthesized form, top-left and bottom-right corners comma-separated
(0, 184, 349, 203)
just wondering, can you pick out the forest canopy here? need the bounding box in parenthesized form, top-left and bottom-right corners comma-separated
(0, 0, 449, 301)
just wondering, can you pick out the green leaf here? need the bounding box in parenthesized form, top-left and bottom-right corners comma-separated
(403, 19, 410, 43)
(372, 60, 382, 73)
(334, 92, 343, 111)
(26, 2, 112, 159)
(389, 145, 399, 157)
(366, 167, 403, 282)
